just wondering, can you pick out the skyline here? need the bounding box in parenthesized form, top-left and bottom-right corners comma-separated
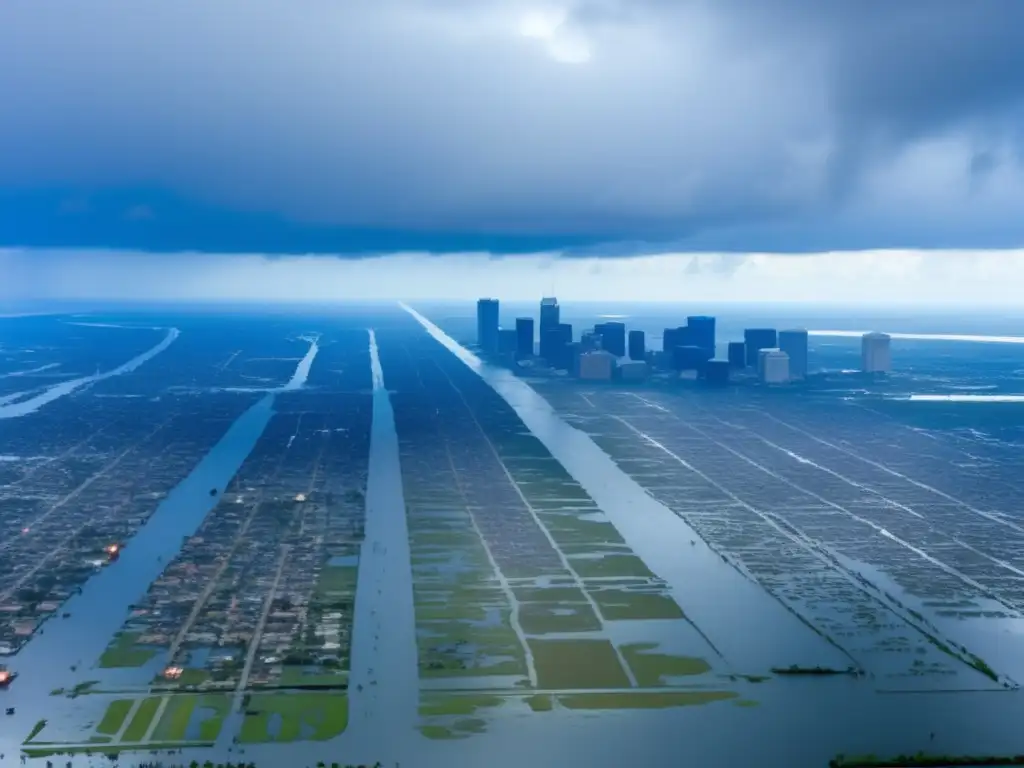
(3, 1, 1024, 255)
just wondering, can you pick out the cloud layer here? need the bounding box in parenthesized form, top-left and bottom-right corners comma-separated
(2, 1, 1024, 253)
(6, 249, 1024, 307)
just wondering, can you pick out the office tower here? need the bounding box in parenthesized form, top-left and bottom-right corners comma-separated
(727, 341, 746, 369)
(476, 298, 500, 355)
(579, 350, 615, 380)
(672, 345, 712, 372)
(515, 317, 534, 359)
(580, 330, 599, 352)
(759, 348, 790, 383)
(744, 328, 778, 368)
(704, 359, 730, 386)
(498, 328, 517, 357)
(596, 321, 626, 357)
(778, 329, 809, 379)
(628, 330, 646, 361)
(687, 316, 716, 356)
(542, 328, 566, 368)
(539, 297, 560, 359)
(662, 327, 682, 353)
(558, 323, 573, 347)
(862, 332, 892, 373)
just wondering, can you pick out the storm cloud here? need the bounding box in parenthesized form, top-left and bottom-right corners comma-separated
(2, 0, 1024, 254)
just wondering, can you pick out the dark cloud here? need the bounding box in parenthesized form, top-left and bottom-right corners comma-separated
(1, 0, 1023, 254)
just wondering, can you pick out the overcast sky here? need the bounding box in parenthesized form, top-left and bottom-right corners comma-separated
(5, 250, 1024, 307)
(2, 1, 1023, 300)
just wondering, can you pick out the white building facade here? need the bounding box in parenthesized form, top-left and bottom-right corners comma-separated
(862, 332, 892, 373)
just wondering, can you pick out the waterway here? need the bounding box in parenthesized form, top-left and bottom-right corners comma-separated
(0, 327, 180, 420)
(400, 303, 847, 674)
(346, 330, 419, 756)
(398, 303, 1024, 768)
(0, 393, 275, 762)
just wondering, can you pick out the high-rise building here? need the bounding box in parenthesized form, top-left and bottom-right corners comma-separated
(662, 327, 681, 354)
(778, 329, 809, 379)
(673, 345, 712, 372)
(514, 317, 534, 359)
(744, 328, 778, 368)
(704, 359, 730, 386)
(759, 348, 790, 384)
(596, 322, 626, 357)
(498, 328, 517, 357)
(543, 328, 567, 368)
(539, 297, 560, 359)
(476, 298, 500, 355)
(558, 323, 573, 346)
(628, 330, 646, 361)
(862, 332, 892, 373)
(727, 341, 746, 369)
(687, 316, 716, 356)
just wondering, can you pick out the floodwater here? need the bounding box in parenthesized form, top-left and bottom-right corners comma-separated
(8, 313, 1024, 767)
(0, 393, 275, 760)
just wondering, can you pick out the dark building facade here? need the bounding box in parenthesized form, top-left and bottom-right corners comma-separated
(515, 317, 534, 359)
(686, 316, 716, 356)
(744, 328, 778, 368)
(498, 328, 517, 357)
(476, 298, 500, 355)
(538, 297, 560, 359)
(727, 341, 746, 369)
(628, 330, 646, 361)
(595, 322, 626, 357)
(672, 345, 712, 372)
(778, 328, 809, 379)
(704, 359, 730, 385)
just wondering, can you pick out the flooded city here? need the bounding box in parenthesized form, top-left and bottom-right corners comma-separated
(4, 306, 1024, 768)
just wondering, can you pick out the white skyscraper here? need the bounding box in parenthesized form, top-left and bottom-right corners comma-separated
(759, 348, 790, 384)
(778, 329, 809, 379)
(862, 332, 892, 373)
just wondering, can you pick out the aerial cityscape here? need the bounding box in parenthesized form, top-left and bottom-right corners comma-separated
(2, 302, 1024, 768)
(5, 1, 1024, 767)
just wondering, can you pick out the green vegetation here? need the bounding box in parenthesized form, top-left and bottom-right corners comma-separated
(524, 694, 554, 712)
(557, 691, 738, 710)
(238, 692, 349, 743)
(419, 694, 505, 718)
(151, 694, 230, 742)
(122, 696, 163, 742)
(830, 754, 1024, 767)
(590, 588, 685, 621)
(419, 719, 488, 740)
(512, 586, 589, 603)
(98, 631, 157, 668)
(621, 643, 711, 686)
(70, 680, 99, 696)
(528, 638, 631, 689)
(519, 602, 602, 634)
(96, 699, 135, 736)
(568, 554, 654, 579)
(315, 565, 358, 597)
(24, 719, 47, 743)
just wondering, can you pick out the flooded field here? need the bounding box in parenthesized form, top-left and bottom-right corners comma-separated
(528, 384, 1024, 692)
(377, 328, 754, 741)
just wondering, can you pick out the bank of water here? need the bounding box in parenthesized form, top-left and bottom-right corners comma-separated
(0, 394, 275, 764)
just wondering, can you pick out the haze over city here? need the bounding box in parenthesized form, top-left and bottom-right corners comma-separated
(4, 3, 1024, 768)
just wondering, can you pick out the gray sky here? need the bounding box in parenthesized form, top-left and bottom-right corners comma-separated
(5, 250, 1024, 306)
(2, 0, 1024, 255)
